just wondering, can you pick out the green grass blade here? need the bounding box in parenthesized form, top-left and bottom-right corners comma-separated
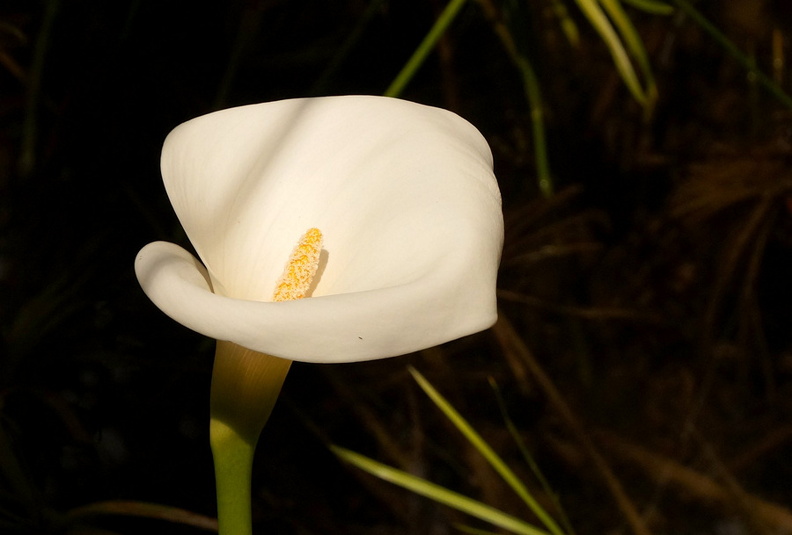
(455, 524, 503, 534)
(487, 0, 554, 197)
(572, 0, 646, 103)
(385, 0, 468, 97)
(489, 378, 577, 535)
(599, 0, 658, 109)
(672, 0, 792, 110)
(312, 0, 387, 94)
(621, 0, 673, 15)
(67, 500, 219, 531)
(408, 367, 566, 535)
(332, 446, 550, 535)
(516, 54, 553, 198)
(550, 0, 580, 47)
(0, 424, 36, 505)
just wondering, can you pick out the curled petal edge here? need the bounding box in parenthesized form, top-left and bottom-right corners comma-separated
(135, 241, 498, 363)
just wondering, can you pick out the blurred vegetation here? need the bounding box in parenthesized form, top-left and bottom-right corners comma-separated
(2, 0, 792, 533)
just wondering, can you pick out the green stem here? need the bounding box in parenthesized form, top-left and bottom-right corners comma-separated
(209, 341, 292, 535)
(210, 418, 257, 535)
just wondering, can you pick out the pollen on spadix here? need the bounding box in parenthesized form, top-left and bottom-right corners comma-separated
(272, 228, 323, 302)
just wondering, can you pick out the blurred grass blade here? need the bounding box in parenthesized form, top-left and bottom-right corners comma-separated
(332, 445, 550, 535)
(455, 524, 502, 534)
(599, 0, 658, 110)
(598, 0, 652, 76)
(572, 0, 646, 103)
(550, 0, 580, 47)
(672, 0, 792, 110)
(476, 0, 554, 196)
(621, 0, 673, 15)
(409, 367, 566, 535)
(518, 53, 553, 198)
(67, 501, 218, 531)
(385, 0, 468, 97)
(0, 423, 36, 505)
(489, 378, 577, 535)
(19, 0, 59, 178)
(313, 0, 387, 94)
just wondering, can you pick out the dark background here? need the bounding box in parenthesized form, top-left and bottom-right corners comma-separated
(2, 0, 792, 533)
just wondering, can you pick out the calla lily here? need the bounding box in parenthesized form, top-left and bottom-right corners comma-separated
(135, 95, 502, 363)
(134, 95, 503, 534)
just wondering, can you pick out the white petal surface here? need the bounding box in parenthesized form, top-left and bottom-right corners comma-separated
(135, 96, 502, 362)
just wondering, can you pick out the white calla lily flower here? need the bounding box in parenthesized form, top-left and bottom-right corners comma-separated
(135, 95, 503, 362)
(135, 96, 503, 535)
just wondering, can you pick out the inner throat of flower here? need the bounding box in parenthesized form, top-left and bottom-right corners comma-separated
(272, 228, 323, 302)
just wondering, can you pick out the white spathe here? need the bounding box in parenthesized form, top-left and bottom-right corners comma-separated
(135, 96, 503, 363)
